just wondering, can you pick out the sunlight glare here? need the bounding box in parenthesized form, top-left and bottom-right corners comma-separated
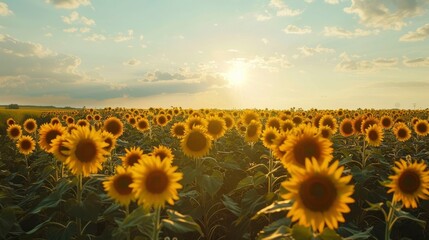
(226, 61, 247, 86)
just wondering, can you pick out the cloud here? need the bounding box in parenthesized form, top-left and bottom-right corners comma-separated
(400, 23, 429, 42)
(45, 33, 53, 37)
(84, 33, 106, 41)
(269, 0, 303, 16)
(114, 30, 134, 42)
(123, 58, 141, 66)
(0, 2, 13, 16)
(324, 26, 378, 38)
(228, 54, 293, 73)
(325, 0, 339, 4)
(403, 57, 429, 67)
(255, 11, 272, 21)
(298, 45, 335, 56)
(45, 0, 91, 9)
(283, 25, 312, 34)
(261, 38, 269, 44)
(63, 27, 78, 33)
(344, 0, 428, 30)
(368, 81, 429, 89)
(336, 53, 398, 72)
(62, 11, 95, 26)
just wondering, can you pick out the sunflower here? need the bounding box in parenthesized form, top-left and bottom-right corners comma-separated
(156, 114, 168, 127)
(281, 158, 355, 233)
(365, 124, 383, 147)
(280, 119, 295, 133)
(16, 135, 36, 155)
(50, 135, 70, 162)
(352, 116, 364, 134)
(292, 115, 303, 126)
(241, 110, 259, 126)
(101, 130, 117, 153)
(120, 146, 145, 168)
(23, 118, 37, 134)
(272, 132, 288, 160)
(185, 116, 207, 130)
(361, 117, 379, 134)
(170, 122, 187, 139)
(380, 115, 393, 129)
(127, 116, 137, 126)
(261, 127, 279, 149)
(130, 155, 183, 210)
(104, 117, 124, 138)
(266, 117, 282, 131)
(103, 166, 135, 206)
(6, 118, 15, 126)
(76, 119, 89, 128)
(393, 123, 411, 142)
(62, 126, 108, 177)
(280, 125, 333, 169)
(136, 118, 150, 132)
(38, 123, 67, 152)
(312, 114, 323, 128)
(67, 124, 78, 134)
(339, 118, 354, 137)
(181, 126, 212, 158)
(7, 124, 22, 140)
(318, 126, 333, 139)
(50, 117, 61, 125)
(414, 119, 429, 136)
(206, 116, 227, 140)
(66, 116, 75, 125)
(223, 114, 235, 130)
(386, 159, 429, 208)
(319, 115, 338, 133)
(151, 145, 174, 164)
(245, 120, 262, 143)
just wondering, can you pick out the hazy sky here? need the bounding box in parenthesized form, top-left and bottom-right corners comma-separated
(0, 0, 428, 109)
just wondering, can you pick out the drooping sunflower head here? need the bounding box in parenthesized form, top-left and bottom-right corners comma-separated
(272, 132, 288, 160)
(319, 115, 338, 133)
(365, 124, 384, 147)
(386, 159, 429, 208)
(241, 110, 260, 126)
(63, 126, 108, 177)
(151, 145, 174, 164)
(185, 116, 208, 130)
(261, 127, 280, 149)
(136, 118, 150, 132)
(380, 115, 393, 129)
(16, 135, 36, 155)
(312, 114, 323, 128)
(245, 120, 262, 143)
(352, 116, 364, 134)
(180, 126, 212, 159)
(281, 158, 355, 233)
(130, 155, 183, 210)
(101, 130, 117, 153)
(393, 123, 411, 142)
(339, 118, 355, 137)
(104, 117, 124, 138)
(50, 134, 71, 162)
(414, 119, 429, 136)
(23, 118, 37, 134)
(266, 117, 282, 132)
(223, 114, 235, 130)
(120, 146, 144, 168)
(38, 123, 67, 152)
(7, 124, 22, 141)
(6, 118, 15, 126)
(206, 116, 227, 140)
(170, 122, 187, 139)
(103, 166, 135, 206)
(280, 125, 333, 169)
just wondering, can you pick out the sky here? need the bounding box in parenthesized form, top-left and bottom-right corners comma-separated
(0, 0, 428, 109)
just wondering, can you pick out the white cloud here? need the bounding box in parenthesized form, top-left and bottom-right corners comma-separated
(336, 52, 398, 72)
(325, 0, 339, 4)
(84, 33, 106, 41)
(344, 0, 428, 30)
(80, 16, 95, 26)
(283, 25, 312, 34)
(114, 30, 134, 42)
(269, 0, 303, 16)
(63, 27, 78, 33)
(0, 2, 13, 16)
(46, 0, 91, 9)
(123, 58, 141, 66)
(261, 38, 269, 44)
(62, 11, 95, 26)
(403, 57, 429, 67)
(228, 54, 293, 73)
(400, 24, 429, 42)
(298, 45, 335, 56)
(45, 33, 53, 37)
(323, 26, 378, 38)
(255, 12, 272, 21)
(79, 27, 90, 33)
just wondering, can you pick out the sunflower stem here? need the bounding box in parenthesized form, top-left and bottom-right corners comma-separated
(384, 202, 394, 240)
(152, 206, 161, 240)
(125, 204, 130, 240)
(361, 136, 367, 168)
(76, 174, 83, 236)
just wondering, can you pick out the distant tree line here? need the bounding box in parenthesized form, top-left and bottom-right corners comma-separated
(6, 104, 19, 109)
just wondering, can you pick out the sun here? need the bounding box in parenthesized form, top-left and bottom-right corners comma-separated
(226, 61, 247, 85)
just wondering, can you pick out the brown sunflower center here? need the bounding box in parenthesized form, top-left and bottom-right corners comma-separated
(104, 138, 113, 150)
(129, 118, 136, 125)
(264, 132, 277, 145)
(368, 129, 379, 141)
(25, 122, 36, 131)
(299, 175, 337, 212)
(398, 170, 421, 194)
(105, 120, 122, 136)
(46, 130, 62, 146)
(158, 116, 167, 125)
(397, 128, 408, 139)
(321, 118, 334, 129)
(10, 127, 21, 137)
(382, 118, 391, 128)
(208, 121, 223, 135)
(321, 129, 331, 138)
(51, 119, 60, 125)
(126, 153, 141, 166)
(67, 118, 74, 124)
(114, 174, 133, 195)
(186, 131, 207, 152)
(246, 124, 258, 138)
(293, 136, 321, 166)
(416, 123, 428, 134)
(138, 120, 148, 129)
(155, 151, 167, 161)
(341, 122, 354, 135)
(268, 120, 281, 130)
(174, 125, 185, 136)
(20, 139, 33, 151)
(75, 139, 97, 163)
(145, 170, 169, 194)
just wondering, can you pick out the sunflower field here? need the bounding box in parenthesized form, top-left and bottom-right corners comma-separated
(1, 107, 429, 240)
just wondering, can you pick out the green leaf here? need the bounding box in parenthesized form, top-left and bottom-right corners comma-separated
(65, 192, 103, 221)
(222, 195, 241, 217)
(236, 176, 253, 190)
(31, 178, 74, 214)
(25, 216, 53, 235)
(198, 170, 223, 197)
(363, 201, 384, 212)
(291, 224, 312, 240)
(119, 207, 152, 230)
(162, 210, 204, 236)
(341, 226, 373, 240)
(252, 200, 291, 220)
(47, 221, 77, 240)
(0, 207, 17, 239)
(318, 228, 342, 240)
(257, 217, 291, 240)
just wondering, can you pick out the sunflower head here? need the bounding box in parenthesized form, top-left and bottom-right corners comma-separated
(50, 117, 61, 125)
(23, 118, 37, 133)
(101, 130, 117, 153)
(103, 166, 135, 206)
(414, 119, 429, 136)
(130, 155, 183, 210)
(386, 159, 429, 208)
(180, 126, 212, 159)
(7, 124, 23, 141)
(136, 118, 150, 132)
(365, 124, 384, 147)
(185, 116, 208, 130)
(151, 145, 174, 164)
(245, 120, 262, 143)
(281, 158, 354, 233)
(281, 120, 295, 133)
(393, 123, 411, 142)
(16, 135, 36, 155)
(319, 115, 338, 133)
(66, 116, 75, 125)
(266, 117, 282, 131)
(272, 132, 288, 160)
(104, 117, 124, 138)
(206, 116, 227, 140)
(261, 127, 279, 149)
(339, 118, 355, 137)
(318, 126, 333, 139)
(6, 118, 15, 126)
(241, 110, 260, 126)
(223, 114, 235, 130)
(127, 116, 137, 126)
(380, 115, 393, 129)
(120, 146, 144, 168)
(170, 122, 187, 138)
(38, 123, 67, 152)
(76, 119, 89, 128)
(361, 117, 379, 134)
(156, 114, 168, 127)
(50, 135, 71, 162)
